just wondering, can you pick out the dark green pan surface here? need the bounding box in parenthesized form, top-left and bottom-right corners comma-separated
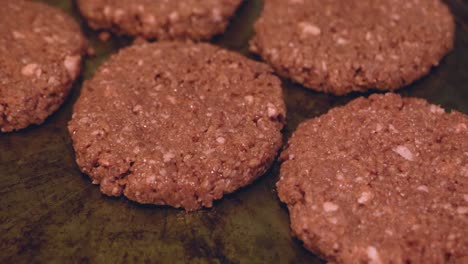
(1, 0, 467, 263)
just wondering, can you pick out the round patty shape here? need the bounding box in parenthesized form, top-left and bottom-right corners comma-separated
(251, 0, 455, 95)
(69, 42, 286, 211)
(278, 93, 468, 263)
(76, 0, 242, 40)
(0, 0, 86, 132)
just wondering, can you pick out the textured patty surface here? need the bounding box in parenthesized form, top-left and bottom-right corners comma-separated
(0, 0, 86, 132)
(251, 0, 455, 95)
(77, 0, 242, 40)
(278, 93, 468, 263)
(69, 42, 286, 211)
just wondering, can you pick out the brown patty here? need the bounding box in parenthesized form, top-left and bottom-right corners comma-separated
(278, 93, 468, 263)
(77, 0, 242, 40)
(0, 0, 86, 132)
(69, 42, 286, 211)
(251, 0, 455, 95)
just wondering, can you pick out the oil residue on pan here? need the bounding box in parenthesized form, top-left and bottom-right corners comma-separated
(1, 0, 467, 263)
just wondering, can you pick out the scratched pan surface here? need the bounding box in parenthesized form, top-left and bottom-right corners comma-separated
(1, 0, 467, 263)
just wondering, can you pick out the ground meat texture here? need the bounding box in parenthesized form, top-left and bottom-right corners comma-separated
(69, 42, 286, 211)
(76, 0, 242, 40)
(0, 0, 87, 132)
(278, 93, 468, 263)
(251, 0, 455, 95)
